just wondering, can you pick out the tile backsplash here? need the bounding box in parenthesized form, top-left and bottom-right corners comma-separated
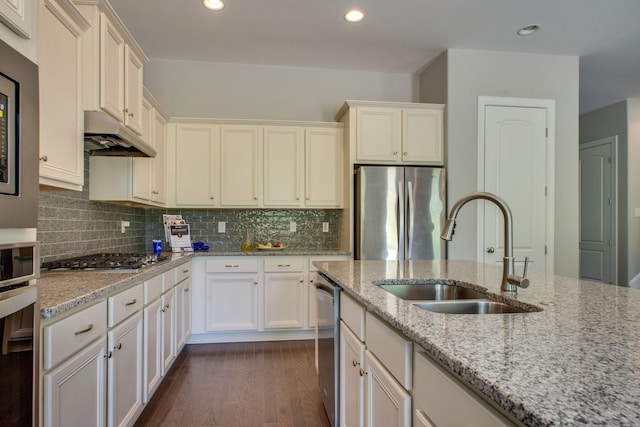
(38, 156, 340, 263)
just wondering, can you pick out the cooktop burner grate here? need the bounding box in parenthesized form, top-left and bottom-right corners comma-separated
(41, 253, 168, 271)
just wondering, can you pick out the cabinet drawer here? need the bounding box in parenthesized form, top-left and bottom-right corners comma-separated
(206, 258, 259, 273)
(108, 283, 143, 327)
(340, 293, 365, 341)
(176, 262, 192, 283)
(144, 274, 163, 304)
(162, 268, 177, 293)
(413, 349, 514, 427)
(43, 300, 107, 370)
(264, 257, 304, 272)
(365, 311, 412, 390)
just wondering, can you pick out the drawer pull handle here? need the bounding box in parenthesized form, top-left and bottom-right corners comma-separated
(185, 288, 190, 292)
(125, 299, 137, 306)
(116, 343, 122, 350)
(183, 269, 189, 273)
(105, 351, 113, 359)
(74, 324, 94, 336)
(166, 304, 170, 309)
(277, 264, 291, 267)
(225, 264, 239, 268)
(359, 368, 367, 377)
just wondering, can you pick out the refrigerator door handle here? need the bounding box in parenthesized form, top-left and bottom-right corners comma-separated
(407, 180, 415, 259)
(397, 180, 405, 259)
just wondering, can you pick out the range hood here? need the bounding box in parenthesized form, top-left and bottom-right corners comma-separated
(83, 111, 156, 158)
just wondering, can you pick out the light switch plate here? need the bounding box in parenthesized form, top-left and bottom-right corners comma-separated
(290, 221, 297, 232)
(323, 222, 329, 233)
(218, 221, 226, 233)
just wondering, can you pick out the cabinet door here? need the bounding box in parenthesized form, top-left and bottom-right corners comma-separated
(175, 124, 220, 206)
(340, 322, 365, 427)
(175, 279, 192, 353)
(161, 288, 176, 375)
(151, 110, 168, 204)
(99, 13, 125, 123)
(220, 125, 260, 206)
(356, 107, 401, 162)
(364, 350, 411, 427)
(305, 127, 342, 207)
(123, 45, 144, 135)
(263, 127, 304, 207)
(107, 312, 143, 427)
(264, 272, 305, 329)
(205, 274, 259, 331)
(38, 0, 86, 191)
(132, 96, 154, 201)
(143, 298, 162, 404)
(401, 108, 443, 164)
(43, 338, 107, 427)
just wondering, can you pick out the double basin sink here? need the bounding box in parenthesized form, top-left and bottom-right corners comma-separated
(374, 281, 540, 314)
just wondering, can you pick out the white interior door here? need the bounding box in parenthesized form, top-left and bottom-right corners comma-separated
(579, 137, 616, 284)
(481, 103, 549, 274)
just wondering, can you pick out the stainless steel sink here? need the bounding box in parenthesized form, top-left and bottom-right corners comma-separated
(414, 300, 536, 314)
(376, 283, 487, 301)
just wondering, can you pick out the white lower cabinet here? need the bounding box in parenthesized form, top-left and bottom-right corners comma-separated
(412, 348, 515, 427)
(161, 287, 176, 375)
(107, 312, 144, 427)
(42, 261, 193, 426)
(43, 337, 107, 427)
(205, 273, 259, 331)
(143, 297, 162, 403)
(364, 350, 411, 427)
(340, 322, 365, 427)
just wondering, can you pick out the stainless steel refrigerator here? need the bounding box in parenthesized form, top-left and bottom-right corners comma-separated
(354, 165, 446, 260)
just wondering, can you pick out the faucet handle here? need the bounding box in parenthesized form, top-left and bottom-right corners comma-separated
(519, 257, 530, 288)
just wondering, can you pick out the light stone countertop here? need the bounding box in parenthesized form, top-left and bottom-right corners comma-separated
(313, 259, 640, 427)
(38, 250, 349, 319)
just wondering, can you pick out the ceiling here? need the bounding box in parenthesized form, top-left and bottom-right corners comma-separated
(109, 0, 640, 114)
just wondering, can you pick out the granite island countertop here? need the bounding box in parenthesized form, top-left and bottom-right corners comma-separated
(313, 259, 640, 427)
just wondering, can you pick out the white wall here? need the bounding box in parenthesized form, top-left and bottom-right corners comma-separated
(143, 59, 418, 122)
(421, 49, 580, 277)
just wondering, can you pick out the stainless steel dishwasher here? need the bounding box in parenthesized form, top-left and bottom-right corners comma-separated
(315, 273, 341, 427)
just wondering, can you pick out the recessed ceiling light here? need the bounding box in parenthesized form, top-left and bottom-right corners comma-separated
(344, 9, 364, 23)
(517, 24, 540, 36)
(203, 0, 224, 11)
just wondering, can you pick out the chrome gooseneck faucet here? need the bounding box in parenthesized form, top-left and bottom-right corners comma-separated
(441, 192, 529, 294)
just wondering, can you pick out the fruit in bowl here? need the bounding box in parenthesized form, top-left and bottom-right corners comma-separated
(257, 242, 285, 249)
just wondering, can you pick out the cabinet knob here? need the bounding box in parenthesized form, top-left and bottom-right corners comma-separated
(359, 368, 367, 376)
(116, 343, 122, 350)
(253, 197, 258, 200)
(105, 351, 113, 359)
(123, 108, 129, 113)
(393, 151, 398, 155)
(299, 279, 304, 283)
(253, 281, 258, 285)
(210, 196, 215, 200)
(352, 359, 360, 367)
(165, 304, 170, 309)
(185, 288, 190, 292)
(129, 112, 135, 118)
(403, 151, 407, 156)
(296, 196, 300, 200)
(487, 247, 495, 254)
(39, 155, 48, 162)
(305, 196, 310, 200)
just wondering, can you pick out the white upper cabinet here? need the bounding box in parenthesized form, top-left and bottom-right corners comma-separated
(173, 120, 343, 209)
(337, 101, 444, 166)
(305, 127, 343, 207)
(38, 0, 89, 191)
(174, 123, 220, 207)
(220, 125, 261, 207)
(75, 0, 148, 134)
(263, 126, 305, 207)
(88, 89, 168, 206)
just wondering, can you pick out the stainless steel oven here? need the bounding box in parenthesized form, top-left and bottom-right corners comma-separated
(0, 38, 39, 229)
(0, 242, 39, 426)
(315, 274, 341, 427)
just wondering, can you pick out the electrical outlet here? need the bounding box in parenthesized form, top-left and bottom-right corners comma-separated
(218, 221, 226, 233)
(323, 222, 329, 233)
(290, 221, 297, 232)
(121, 221, 130, 233)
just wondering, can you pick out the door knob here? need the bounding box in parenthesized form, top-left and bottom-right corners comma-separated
(486, 247, 495, 253)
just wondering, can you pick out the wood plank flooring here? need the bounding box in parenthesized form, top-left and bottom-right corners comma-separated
(134, 340, 331, 427)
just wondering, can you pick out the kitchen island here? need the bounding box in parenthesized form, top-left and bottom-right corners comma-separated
(314, 259, 640, 426)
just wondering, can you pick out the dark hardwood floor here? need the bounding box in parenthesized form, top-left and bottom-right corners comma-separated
(134, 340, 331, 427)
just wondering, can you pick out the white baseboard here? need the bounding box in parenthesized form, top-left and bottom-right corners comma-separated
(629, 272, 640, 289)
(186, 329, 315, 344)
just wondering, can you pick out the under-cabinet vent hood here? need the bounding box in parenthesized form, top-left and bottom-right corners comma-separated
(83, 111, 156, 158)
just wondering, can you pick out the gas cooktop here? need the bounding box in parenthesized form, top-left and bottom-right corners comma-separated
(41, 253, 168, 271)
